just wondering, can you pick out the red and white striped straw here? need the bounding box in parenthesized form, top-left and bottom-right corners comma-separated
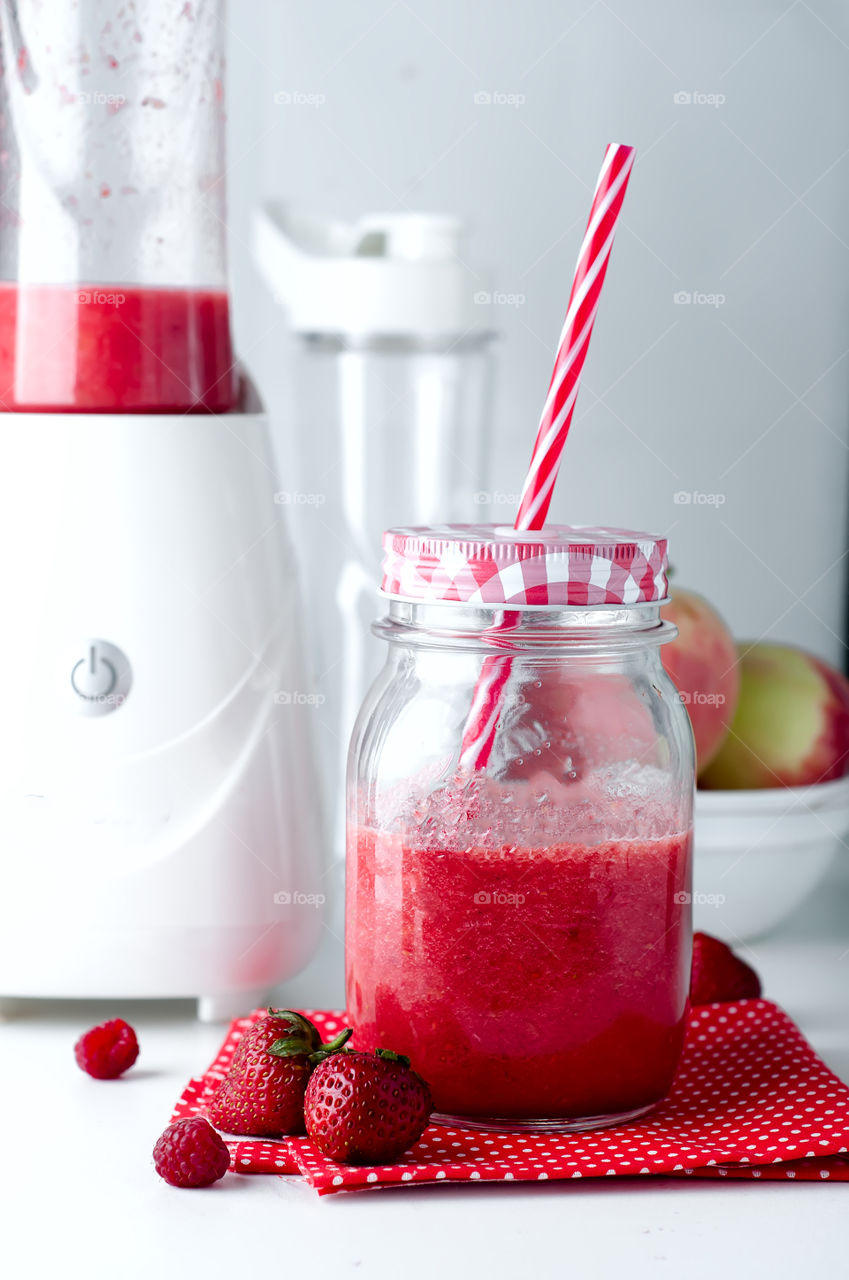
(458, 649, 514, 772)
(459, 143, 635, 772)
(516, 142, 635, 530)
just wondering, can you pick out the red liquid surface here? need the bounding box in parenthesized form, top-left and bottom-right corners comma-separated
(347, 826, 692, 1121)
(0, 283, 237, 412)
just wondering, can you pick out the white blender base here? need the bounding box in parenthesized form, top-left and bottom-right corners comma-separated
(0, 395, 326, 1011)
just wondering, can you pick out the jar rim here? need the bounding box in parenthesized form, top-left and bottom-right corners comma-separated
(374, 599, 677, 655)
(379, 590, 671, 613)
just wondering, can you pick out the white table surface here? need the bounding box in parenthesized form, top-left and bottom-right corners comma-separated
(4, 859, 849, 1280)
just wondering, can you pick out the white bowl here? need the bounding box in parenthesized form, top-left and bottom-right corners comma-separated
(693, 776, 849, 941)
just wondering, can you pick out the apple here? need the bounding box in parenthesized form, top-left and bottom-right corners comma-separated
(552, 672, 660, 771)
(505, 670, 659, 782)
(661, 588, 740, 772)
(698, 643, 849, 790)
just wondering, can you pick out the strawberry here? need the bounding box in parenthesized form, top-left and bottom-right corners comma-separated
(690, 931, 762, 1005)
(304, 1048, 432, 1165)
(207, 1010, 350, 1137)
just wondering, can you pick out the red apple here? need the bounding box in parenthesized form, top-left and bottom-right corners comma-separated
(698, 643, 849, 790)
(554, 672, 660, 770)
(506, 670, 659, 781)
(661, 588, 740, 772)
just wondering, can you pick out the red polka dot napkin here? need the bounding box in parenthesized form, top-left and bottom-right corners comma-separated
(171, 1001, 849, 1193)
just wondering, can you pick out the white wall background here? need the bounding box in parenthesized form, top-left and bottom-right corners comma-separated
(217, 0, 849, 1005)
(226, 0, 849, 668)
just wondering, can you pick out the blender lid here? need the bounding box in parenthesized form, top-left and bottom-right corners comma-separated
(253, 202, 494, 338)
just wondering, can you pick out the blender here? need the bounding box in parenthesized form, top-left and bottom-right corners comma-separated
(0, 0, 323, 1019)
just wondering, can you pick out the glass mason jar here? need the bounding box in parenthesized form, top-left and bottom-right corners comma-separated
(346, 525, 695, 1132)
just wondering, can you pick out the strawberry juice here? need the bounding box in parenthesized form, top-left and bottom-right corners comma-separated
(347, 777, 692, 1125)
(0, 283, 236, 413)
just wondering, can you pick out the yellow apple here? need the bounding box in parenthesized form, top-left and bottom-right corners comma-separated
(699, 643, 849, 790)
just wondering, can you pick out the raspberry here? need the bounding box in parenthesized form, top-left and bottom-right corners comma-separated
(153, 1118, 231, 1188)
(74, 1018, 139, 1079)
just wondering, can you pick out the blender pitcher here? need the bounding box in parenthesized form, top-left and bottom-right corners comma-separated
(0, 0, 237, 411)
(254, 204, 497, 863)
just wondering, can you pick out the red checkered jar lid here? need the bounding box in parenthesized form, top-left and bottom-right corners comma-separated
(381, 524, 668, 607)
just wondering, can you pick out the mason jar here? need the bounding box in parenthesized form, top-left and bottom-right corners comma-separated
(346, 524, 695, 1132)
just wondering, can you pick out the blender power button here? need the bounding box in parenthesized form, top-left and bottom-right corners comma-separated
(70, 640, 132, 715)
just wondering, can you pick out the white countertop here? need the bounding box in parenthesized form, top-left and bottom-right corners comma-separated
(4, 861, 849, 1280)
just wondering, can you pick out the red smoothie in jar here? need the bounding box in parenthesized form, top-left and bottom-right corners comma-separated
(0, 283, 236, 413)
(349, 524, 694, 1127)
(347, 775, 692, 1124)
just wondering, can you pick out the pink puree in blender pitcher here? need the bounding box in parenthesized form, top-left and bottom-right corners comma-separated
(0, 1, 237, 413)
(0, 283, 236, 413)
(347, 775, 692, 1122)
